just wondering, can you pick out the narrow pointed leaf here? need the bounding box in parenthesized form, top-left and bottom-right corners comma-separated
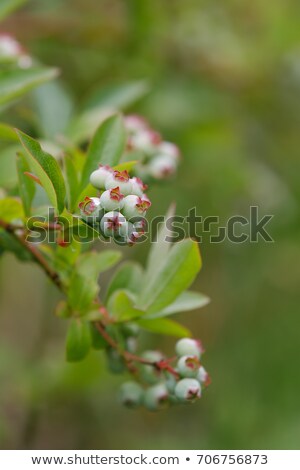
(105, 261, 144, 302)
(16, 153, 35, 216)
(145, 291, 210, 319)
(138, 318, 191, 338)
(108, 289, 144, 322)
(66, 320, 91, 362)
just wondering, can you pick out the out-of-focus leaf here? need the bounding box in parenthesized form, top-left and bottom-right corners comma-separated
(55, 300, 71, 319)
(66, 319, 91, 362)
(139, 239, 202, 314)
(144, 291, 210, 319)
(0, 197, 24, 222)
(0, 68, 58, 107)
(144, 203, 176, 284)
(90, 323, 108, 350)
(105, 261, 144, 302)
(16, 130, 66, 213)
(32, 81, 74, 139)
(64, 154, 79, 212)
(80, 114, 126, 190)
(0, 144, 19, 189)
(66, 108, 113, 145)
(108, 289, 144, 322)
(0, 229, 32, 261)
(138, 318, 191, 338)
(0, 0, 28, 21)
(84, 80, 149, 111)
(0, 123, 18, 142)
(16, 153, 35, 216)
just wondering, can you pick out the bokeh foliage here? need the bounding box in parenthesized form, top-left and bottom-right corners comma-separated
(0, 0, 300, 449)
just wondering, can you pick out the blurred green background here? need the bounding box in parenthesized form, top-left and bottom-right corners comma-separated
(1, 0, 300, 450)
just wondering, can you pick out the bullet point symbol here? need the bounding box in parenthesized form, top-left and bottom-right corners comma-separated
(186, 457, 190, 461)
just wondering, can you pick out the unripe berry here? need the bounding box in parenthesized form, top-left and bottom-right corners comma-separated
(119, 381, 143, 408)
(140, 350, 164, 384)
(175, 338, 203, 359)
(130, 177, 148, 197)
(79, 197, 103, 223)
(125, 115, 148, 134)
(197, 366, 210, 386)
(130, 129, 161, 154)
(143, 383, 169, 411)
(158, 141, 181, 161)
(148, 155, 177, 179)
(122, 195, 151, 219)
(99, 187, 125, 211)
(107, 348, 125, 374)
(100, 211, 128, 238)
(90, 165, 113, 189)
(177, 355, 201, 378)
(175, 378, 201, 402)
(105, 170, 132, 195)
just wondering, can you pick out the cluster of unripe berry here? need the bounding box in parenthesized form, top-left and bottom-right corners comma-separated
(124, 115, 180, 181)
(119, 338, 210, 411)
(79, 165, 151, 245)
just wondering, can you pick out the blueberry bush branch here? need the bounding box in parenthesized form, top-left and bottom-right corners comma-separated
(0, 28, 210, 411)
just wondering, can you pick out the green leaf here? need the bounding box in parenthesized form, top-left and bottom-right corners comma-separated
(138, 318, 191, 338)
(139, 239, 202, 314)
(80, 114, 126, 190)
(0, 144, 19, 189)
(66, 319, 91, 362)
(90, 323, 108, 350)
(144, 203, 176, 284)
(0, 68, 58, 107)
(16, 130, 66, 213)
(32, 81, 74, 139)
(16, 153, 35, 216)
(64, 154, 79, 212)
(84, 80, 149, 111)
(145, 291, 210, 319)
(0, 229, 32, 261)
(0, 0, 28, 21)
(0, 123, 18, 142)
(68, 250, 122, 313)
(113, 160, 137, 173)
(108, 290, 144, 322)
(0, 197, 24, 222)
(105, 261, 144, 302)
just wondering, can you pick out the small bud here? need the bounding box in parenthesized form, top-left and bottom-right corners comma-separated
(130, 177, 148, 197)
(100, 211, 128, 238)
(143, 383, 169, 411)
(119, 381, 143, 408)
(177, 355, 201, 378)
(197, 366, 210, 386)
(122, 195, 151, 219)
(148, 155, 177, 179)
(99, 187, 125, 211)
(105, 170, 132, 195)
(175, 338, 203, 359)
(79, 197, 103, 223)
(90, 165, 113, 189)
(175, 378, 201, 402)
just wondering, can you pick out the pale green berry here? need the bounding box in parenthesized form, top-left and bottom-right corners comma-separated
(177, 355, 201, 378)
(99, 187, 125, 211)
(124, 115, 148, 134)
(100, 211, 128, 238)
(119, 381, 143, 408)
(122, 195, 151, 219)
(175, 338, 203, 359)
(158, 141, 180, 161)
(78, 197, 103, 224)
(143, 383, 169, 411)
(130, 177, 147, 197)
(130, 129, 161, 154)
(140, 350, 164, 385)
(175, 378, 201, 402)
(148, 155, 177, 179)
(197, 366, 209, 385)
(105, 170, 132, 196)
(90, 165, 113, 189)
